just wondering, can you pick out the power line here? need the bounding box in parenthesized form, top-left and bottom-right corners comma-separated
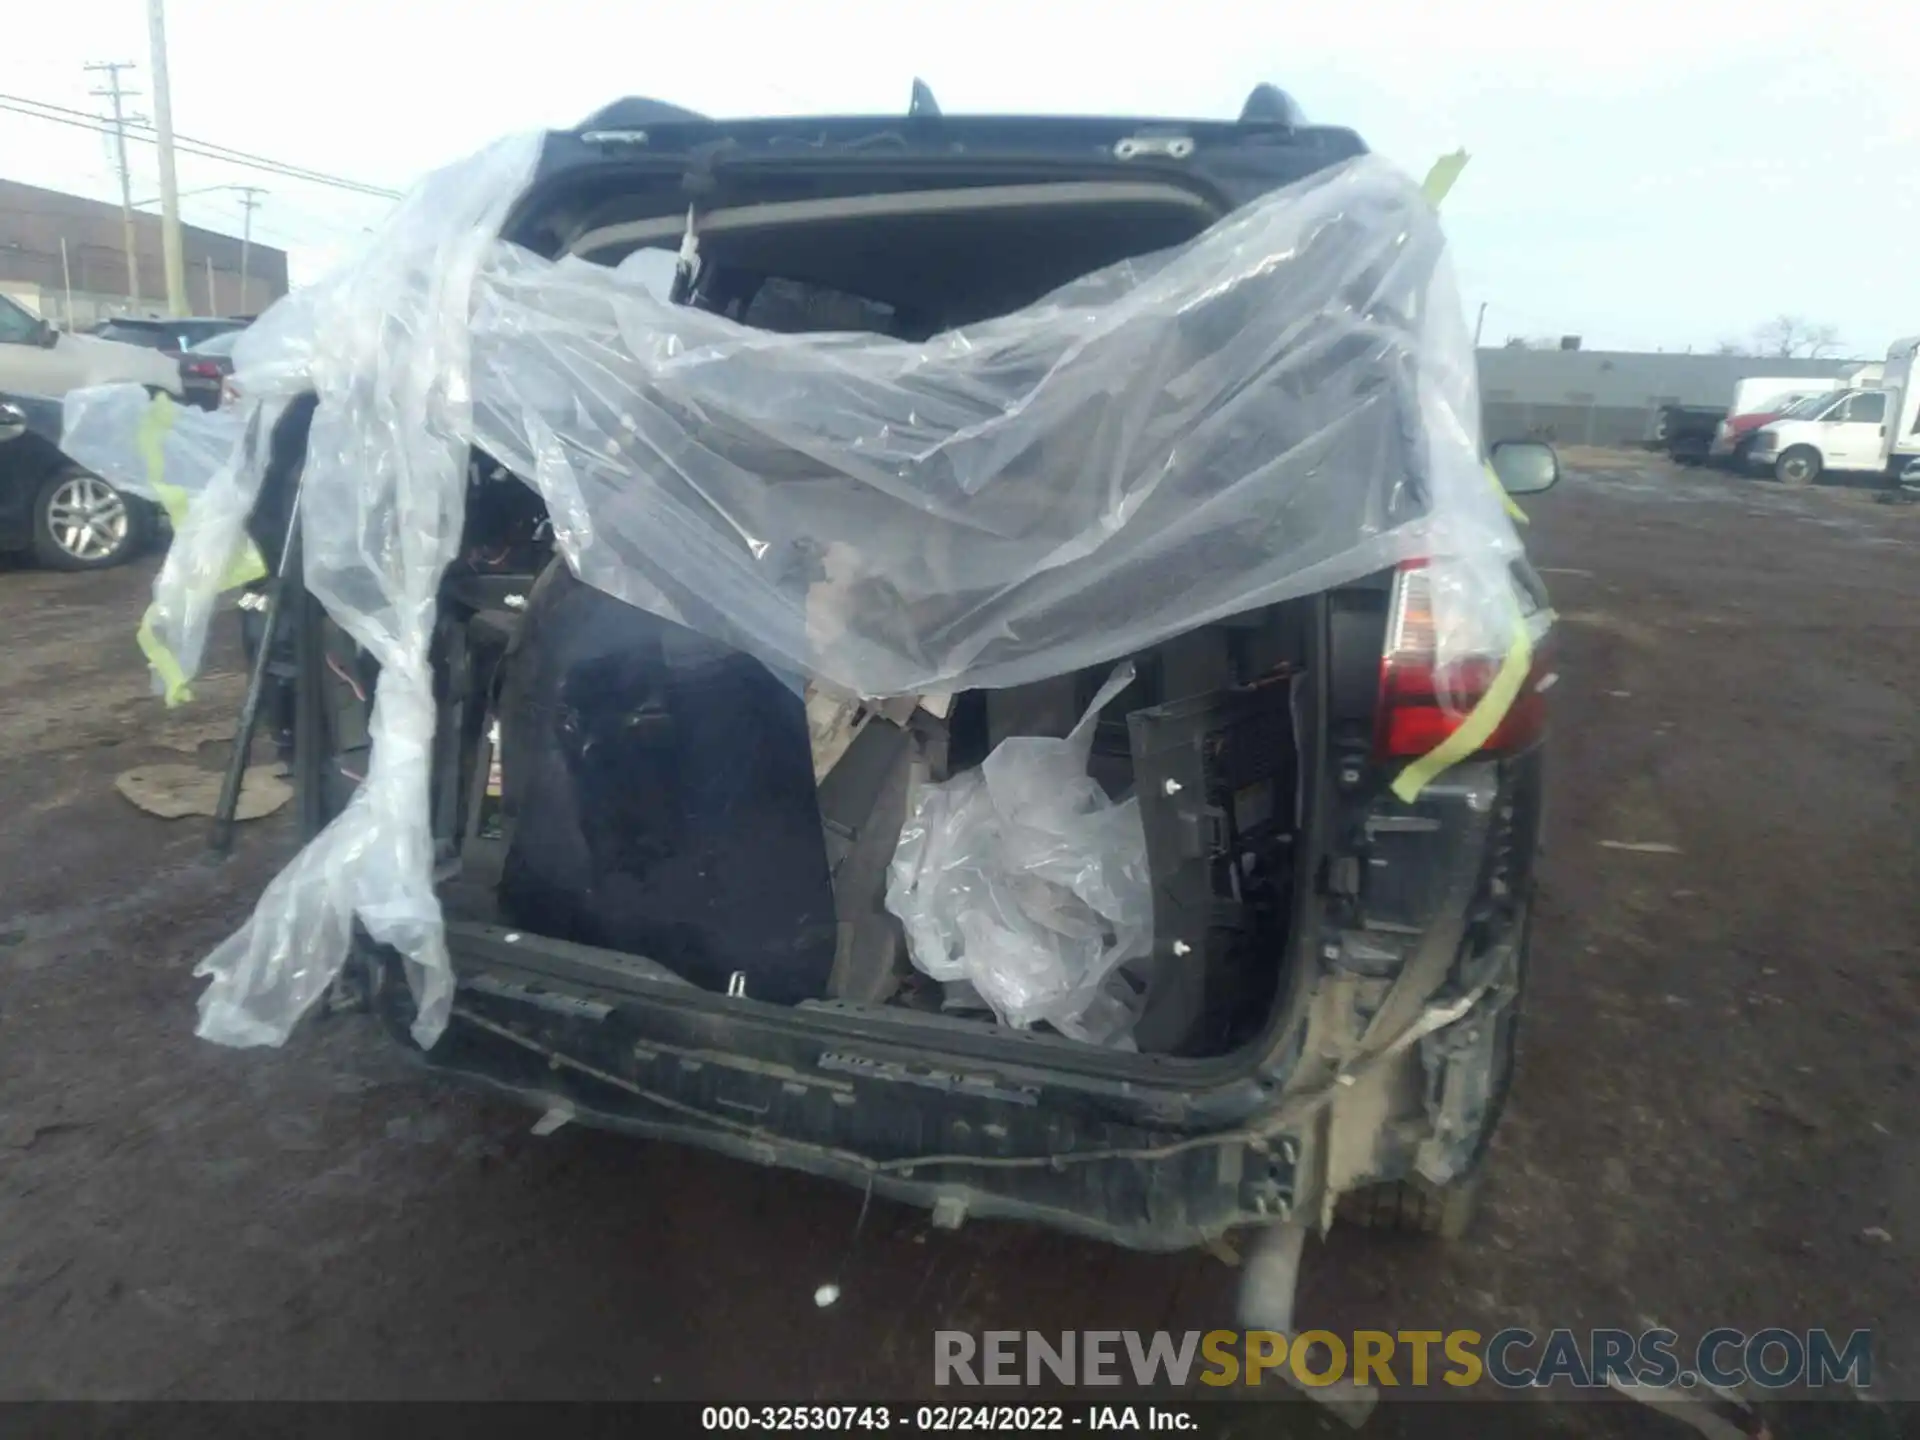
(146, 183, 276, 306)
(0, 91, 402, 199)
(255, 188, 386, 233)
(84, 85, 398, 199)
(193, 191, 356, 255)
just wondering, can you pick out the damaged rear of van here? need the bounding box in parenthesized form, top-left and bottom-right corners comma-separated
(125, 93, 1556, 1287)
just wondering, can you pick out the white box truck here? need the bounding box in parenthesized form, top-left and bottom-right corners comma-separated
(1747, 338, 1920, 484)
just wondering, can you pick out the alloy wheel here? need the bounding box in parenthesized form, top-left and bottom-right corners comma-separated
(45, 475, 130, 562)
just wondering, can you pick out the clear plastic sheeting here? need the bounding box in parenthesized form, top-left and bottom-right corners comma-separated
(145, 134, 546, 1048)
(465, 154, 1520, 698)
(886, 664, 1151, 1046)
(61, 383, 244, 508)
(134, 129, 1527, 1053)
(63, 384, 263, 703)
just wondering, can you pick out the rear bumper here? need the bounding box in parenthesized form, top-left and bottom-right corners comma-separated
(370, 921, 1309, 1250)
(357, 754, 1535, 1250)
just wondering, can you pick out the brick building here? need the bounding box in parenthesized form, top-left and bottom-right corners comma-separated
(0, 177, 288, 328)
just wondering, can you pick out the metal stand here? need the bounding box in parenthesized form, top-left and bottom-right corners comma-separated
(209, 478, 304, 858)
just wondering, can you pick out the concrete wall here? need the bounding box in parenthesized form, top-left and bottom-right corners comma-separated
(1477, 347, 1871, 448)
(0, 178, 288, 323)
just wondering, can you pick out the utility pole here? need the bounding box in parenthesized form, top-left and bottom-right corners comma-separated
(146, 0, 188, 315)
(1474, 301, 1489, 348)
(84, 60, 143, 305)
(234, 186, 265, 313)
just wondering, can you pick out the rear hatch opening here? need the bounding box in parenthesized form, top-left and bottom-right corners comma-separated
(416, 569, 1318, 1063)
(310, 173, 1328, 1065)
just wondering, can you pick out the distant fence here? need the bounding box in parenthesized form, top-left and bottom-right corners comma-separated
(1482, 399, 1655, 449)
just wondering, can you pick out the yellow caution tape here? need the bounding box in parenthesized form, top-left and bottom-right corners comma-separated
(1488, 460, 1529, 525)
(1389, 151, 1535, 802)
(1390, 606, 1532, 805)
(131, 391, 268, 707)
(1420, 151, 1528, 529)
(136, 608, 196, 706)
(1421, 150, 1470, 207)
(1418, 150, 1528, 532)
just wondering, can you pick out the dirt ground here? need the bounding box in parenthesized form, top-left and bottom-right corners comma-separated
(1, 458, 1916, 1429)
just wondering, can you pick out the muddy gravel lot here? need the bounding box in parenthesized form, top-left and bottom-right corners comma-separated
(1, 457, 1916, 1431)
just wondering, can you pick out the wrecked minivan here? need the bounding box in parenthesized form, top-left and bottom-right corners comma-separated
(115, 89, 1560, 1308)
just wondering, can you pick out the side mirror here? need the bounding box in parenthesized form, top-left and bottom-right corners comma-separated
(0, 402, 25, 443)
(1490, 438, 1561, 496)
(34, 318, 59, 349)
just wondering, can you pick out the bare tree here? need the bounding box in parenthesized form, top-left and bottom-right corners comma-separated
(1752, 315, 1845, 359)
(1713, 338, 1750, 356)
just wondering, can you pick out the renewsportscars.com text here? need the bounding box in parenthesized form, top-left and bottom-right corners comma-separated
(934, 1328, 1873, 1391)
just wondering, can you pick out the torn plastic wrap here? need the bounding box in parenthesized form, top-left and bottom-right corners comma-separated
(61, 383, 245, 509)
(886, 664, 1152, 1045)
(140, 133, 1527, 1053)
(153, 134, 545, 1048)
(62, 385, 264, 701)
(463, 153, 1521, 700)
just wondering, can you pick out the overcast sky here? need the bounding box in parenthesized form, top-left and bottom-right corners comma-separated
(5, 0, 1915, 355)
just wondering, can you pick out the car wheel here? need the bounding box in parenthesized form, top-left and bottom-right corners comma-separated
(31, 467, 147, 571)
(1774, 446, 1822, 486)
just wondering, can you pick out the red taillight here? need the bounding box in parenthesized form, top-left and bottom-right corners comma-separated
(1374, 561, 1552, 761)
(184, 360, 222, 378)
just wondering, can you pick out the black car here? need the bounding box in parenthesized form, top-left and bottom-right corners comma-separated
(178, 329, 245, 411)
(0, 391, 156, 570)
(87, 315, 248, 357)
(1650, 401, 1726, 464)
(240, 92, 1559, 1282)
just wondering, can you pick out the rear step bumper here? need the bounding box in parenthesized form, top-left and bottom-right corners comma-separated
(363, 921, 1310, 1250)
(358, 877, 1524, 1249)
